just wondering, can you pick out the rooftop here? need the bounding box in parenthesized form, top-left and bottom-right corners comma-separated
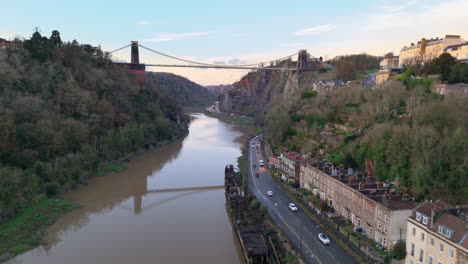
(412, 200, 468, 249)
(307, 157, 417, 211)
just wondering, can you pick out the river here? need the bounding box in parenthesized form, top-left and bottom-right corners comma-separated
(6, 113, 251, 264)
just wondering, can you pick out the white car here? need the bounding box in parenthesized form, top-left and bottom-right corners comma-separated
(288, 203, 298, 212)
(318, 233, 331, 245)
(267, 190, 273, 196)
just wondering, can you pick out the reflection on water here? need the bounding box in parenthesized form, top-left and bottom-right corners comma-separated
(6, 113, 250, 264)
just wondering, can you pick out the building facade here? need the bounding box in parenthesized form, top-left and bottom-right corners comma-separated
(300, 159, 416, 249)
(399, 35, 464, 67)
(405, 201, 467, 264)
(279, 152, 305, 183)
(445, 43, 468, 61)
(313, 80, 345, 96)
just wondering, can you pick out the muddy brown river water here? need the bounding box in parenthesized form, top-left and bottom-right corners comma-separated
(7, 113, 250, 264)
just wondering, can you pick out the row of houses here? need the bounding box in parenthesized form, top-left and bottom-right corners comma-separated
(267, 152, 467, 263)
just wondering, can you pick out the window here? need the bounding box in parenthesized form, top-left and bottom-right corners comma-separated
(378, 221, 382, 229)
(421, 232, 425, 241)
(383, 238, 387, 245)
(412, 227, 416, 236)
(368, 227, 373, 235)
(384, 226, 388, 233)
(428, 256, 433, 264)
(430, 238, 434, 246)
(439, 243, 444, 252)
(449, 249, 454, 258)
(384, 214, 389, 223)
(422, 216, 428, 225)
(410, 243, 415, 256)
(416, 212, 421, 221)
(378, 211, 382, 218)
(419, 249, 424, 262)
(438, 226, 453, 238)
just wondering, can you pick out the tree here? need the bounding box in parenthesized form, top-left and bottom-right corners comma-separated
(392, 240, 406, 260)
(449, 63, 468, 84)
(335, 60, 357, 81)
(425, 53, 458, 80)
(49, 30, 63, 48)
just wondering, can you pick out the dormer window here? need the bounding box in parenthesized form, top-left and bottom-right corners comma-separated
(438, 226, 453, 238)
(422, 216, 428, 225)
(416, 212, 421, 221)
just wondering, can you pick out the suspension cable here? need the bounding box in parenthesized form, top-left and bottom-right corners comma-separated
(138, 44, 299, 67)
(108, 44, 132, 54)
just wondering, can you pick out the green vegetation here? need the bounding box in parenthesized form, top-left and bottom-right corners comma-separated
(330, 54, 381, 81)
(301, 90, 317, 99)
(392, 240, 406, 260)
(284, 252, 299, 264)
(236, 150, 247, 189)
(96, 163, 125, 177)
(146, 72, 215, 106)
(265, 67, 467, 203)
(0, 30, 190, 221)
(250, 198, 260, 210)
(0, 199, 77, 259)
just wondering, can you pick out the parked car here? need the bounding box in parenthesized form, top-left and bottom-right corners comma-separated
(318, 233, 330, 245)
(252, 163, 256, 167)
(288, 203, 298, 212)
(267, 190, 273, 196)
(255, 172, 259, 177)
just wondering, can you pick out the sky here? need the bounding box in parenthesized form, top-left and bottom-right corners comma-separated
(2, 0, 468, 85)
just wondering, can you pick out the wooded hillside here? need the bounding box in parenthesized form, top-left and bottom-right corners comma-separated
(0, 31, 189, 220)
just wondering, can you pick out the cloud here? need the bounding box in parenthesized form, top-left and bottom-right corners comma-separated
(212, 61, 225, 65)
(143, 31, 215, 42)
(363, 0, 468, 32)
(295, 24, 333, 36)
(135, 21, 153, 25)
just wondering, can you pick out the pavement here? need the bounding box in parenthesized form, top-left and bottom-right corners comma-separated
(246, 135, 358, 264)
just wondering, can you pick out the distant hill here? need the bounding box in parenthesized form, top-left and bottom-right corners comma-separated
(146, 72, 215, 107)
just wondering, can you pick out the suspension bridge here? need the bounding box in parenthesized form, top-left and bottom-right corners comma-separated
(109, 41, 333, 84)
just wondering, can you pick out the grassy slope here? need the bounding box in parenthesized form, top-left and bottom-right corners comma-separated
(0, 199, 77, 260)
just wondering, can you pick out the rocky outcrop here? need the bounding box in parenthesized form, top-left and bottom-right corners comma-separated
(219, 70, 302, 125)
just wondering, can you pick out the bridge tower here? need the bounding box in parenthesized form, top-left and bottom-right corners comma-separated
(297, 49, 308, 71)
(131, 41, 140, 64)
(127, 41, 146, 85)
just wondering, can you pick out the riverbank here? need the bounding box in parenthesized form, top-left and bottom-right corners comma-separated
(0, 125, 190, 263)
(0, 199, 77, 261)
(205, 110, 262, 137)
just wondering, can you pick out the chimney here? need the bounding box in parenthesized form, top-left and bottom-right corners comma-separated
(359, 181, 366, 190)
(420, 38, 426, 56)
(347, 168, 354, 176)
(348, 176, 354, 184)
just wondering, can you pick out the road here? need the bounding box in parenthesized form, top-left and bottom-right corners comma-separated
(246, 136, 358, 264)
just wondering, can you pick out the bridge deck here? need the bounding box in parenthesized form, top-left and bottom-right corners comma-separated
(145, 64, 299, 71)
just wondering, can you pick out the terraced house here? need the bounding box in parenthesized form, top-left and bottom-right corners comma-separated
(399, 35, 465, 67)
(405, 200, 467, 264)
(300, 158, 417, 249)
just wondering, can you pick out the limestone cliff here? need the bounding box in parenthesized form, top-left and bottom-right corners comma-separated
(219, 70, 307, 124)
